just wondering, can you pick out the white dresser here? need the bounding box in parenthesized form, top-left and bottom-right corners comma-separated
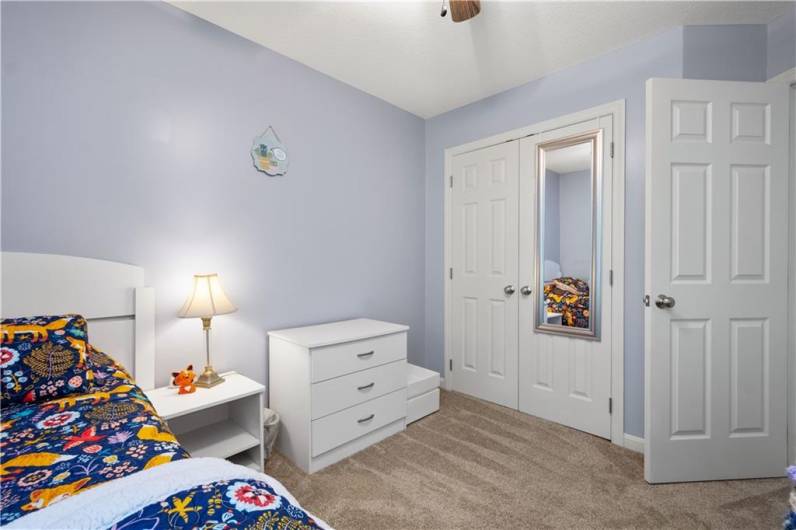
(268, 318, 408, 473)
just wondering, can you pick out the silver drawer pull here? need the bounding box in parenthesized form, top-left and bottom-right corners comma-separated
(357, 350, 375, 359)
(357, 382, 375, 391)
(357, 414, 375, 424)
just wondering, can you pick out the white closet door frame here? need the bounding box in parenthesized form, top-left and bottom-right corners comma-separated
(443, 100, 626, 447)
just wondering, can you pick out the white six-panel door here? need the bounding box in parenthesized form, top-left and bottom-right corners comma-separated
(645, 78, 789, 483)
(518, 117, 614, 439)
(451, 141, 519, 408)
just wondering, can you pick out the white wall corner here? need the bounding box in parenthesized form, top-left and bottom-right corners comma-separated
(622, 433, 644, 454)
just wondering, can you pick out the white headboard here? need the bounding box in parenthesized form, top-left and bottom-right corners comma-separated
(1, 252, 155, 389)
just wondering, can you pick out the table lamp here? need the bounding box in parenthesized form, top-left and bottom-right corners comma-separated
(178, 273, 237, 387)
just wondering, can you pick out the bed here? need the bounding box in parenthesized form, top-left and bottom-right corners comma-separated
(543, 276, 590, 328)
(1, 252, 330, 529)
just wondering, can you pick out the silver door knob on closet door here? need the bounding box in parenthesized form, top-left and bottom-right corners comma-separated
(520, 286, 532, 296)
(504, 285, 516, 296)
(655, 294, 676, 309)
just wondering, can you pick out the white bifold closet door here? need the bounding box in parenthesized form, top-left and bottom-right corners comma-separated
(518, 117, 614, 439)
(450, 117, 614, 438)
(645, 78, 789, 483)
(450, 141, 519, 409)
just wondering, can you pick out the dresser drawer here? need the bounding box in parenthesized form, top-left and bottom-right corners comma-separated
(311, 360, 406, 419)
(310, 332, 406, 382)
(311, 388, 406, 457)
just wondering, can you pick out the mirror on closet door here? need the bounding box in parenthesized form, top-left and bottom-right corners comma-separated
(535, 130, 602, 339)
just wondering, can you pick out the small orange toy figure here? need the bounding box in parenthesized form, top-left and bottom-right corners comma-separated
(171, 365, 197, 394)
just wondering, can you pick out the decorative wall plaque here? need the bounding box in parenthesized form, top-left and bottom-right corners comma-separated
(251, 126, 289, 176)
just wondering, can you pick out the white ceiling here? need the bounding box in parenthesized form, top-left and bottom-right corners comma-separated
(171, 1, 792, 118)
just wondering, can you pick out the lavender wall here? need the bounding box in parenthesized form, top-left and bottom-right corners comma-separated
(767, 4, 796, 79)
(683, 24, 768, 82)
(543, 170, 560, 266)
(543, 169, 592, 282)
(1, 1, 426, 389)
(424, 28, 685, 437)
(558, 170, 592, 281)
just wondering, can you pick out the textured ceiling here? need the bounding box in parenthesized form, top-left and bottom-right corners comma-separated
(171, 1, 792, 118)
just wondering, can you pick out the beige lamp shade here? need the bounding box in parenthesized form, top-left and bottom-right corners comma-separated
(178, 273, 237, 318)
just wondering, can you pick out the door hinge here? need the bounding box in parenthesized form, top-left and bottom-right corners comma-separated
(449, 359, 453, 372)
(609, 398, 613, 414)
(609, 269, 613, 286)
(643, 294, 650, 307)
(449, 175, 453, 188)
(610, 142, 615, 158)
(449, 267, 453, 280)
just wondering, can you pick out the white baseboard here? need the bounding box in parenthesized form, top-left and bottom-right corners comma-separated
(622, 433, 644, 454)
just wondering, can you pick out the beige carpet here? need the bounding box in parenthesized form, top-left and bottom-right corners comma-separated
(266, 390, 790, 529)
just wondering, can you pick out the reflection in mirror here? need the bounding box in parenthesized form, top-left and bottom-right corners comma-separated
(536, 132, 601, 339)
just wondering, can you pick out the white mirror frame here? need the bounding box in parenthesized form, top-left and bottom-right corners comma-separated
(535, 129, 603, 340)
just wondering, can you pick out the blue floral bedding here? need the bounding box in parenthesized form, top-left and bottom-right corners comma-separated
(1, 349, 323, 529)
(785, 466, 796, 530)
(111, 478, 322, 529)
(0, 354, 189, 525)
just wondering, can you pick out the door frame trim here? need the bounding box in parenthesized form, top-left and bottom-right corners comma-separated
(443, 100, 626, 447)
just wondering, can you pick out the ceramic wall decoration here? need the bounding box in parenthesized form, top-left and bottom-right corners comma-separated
(251, 126, 289, 176)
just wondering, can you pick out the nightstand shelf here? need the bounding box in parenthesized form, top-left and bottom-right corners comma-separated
(145, 371, 265, 472)
(180, 419, 260, 459)
(228, 452, 262, 471)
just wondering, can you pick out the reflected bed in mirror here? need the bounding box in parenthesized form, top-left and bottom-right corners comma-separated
(536, 130, 602, 339)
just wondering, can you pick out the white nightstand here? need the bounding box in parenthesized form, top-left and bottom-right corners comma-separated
(145, 371, 265, 472)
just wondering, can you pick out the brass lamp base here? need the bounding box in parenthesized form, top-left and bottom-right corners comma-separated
(195, 365, 225, 388)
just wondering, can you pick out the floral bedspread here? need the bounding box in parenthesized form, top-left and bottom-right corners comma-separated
(785, 466, 796, 530)
(112, 478, 323, 529)
(0, 351, 189, 525)
(1, 350, 323, 529)
(544, 277, 590, 328)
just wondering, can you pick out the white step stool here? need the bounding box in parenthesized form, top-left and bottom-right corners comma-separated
(407, 364, 440, 424)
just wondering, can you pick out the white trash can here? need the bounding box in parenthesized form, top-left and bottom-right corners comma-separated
(263, 408, 280, 460)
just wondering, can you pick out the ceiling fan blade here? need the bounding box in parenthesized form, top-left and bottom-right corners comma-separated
(449, 0, 480, 22)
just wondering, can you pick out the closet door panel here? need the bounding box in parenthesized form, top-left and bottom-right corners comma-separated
(518, 116, 613, 439)
(450, 141, 519, 409)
